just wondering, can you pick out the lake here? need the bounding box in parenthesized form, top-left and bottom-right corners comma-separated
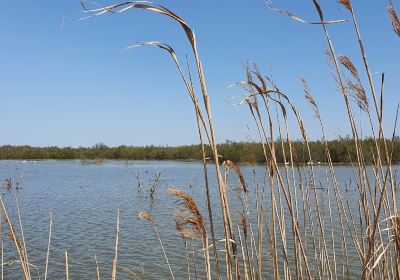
(0, 160, 398, 279)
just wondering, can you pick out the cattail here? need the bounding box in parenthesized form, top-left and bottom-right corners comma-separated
(338, 0, 352, 11)
(388, 1, 400, 37)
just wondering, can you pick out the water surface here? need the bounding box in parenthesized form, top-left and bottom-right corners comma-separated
(0, 160, 398, 279)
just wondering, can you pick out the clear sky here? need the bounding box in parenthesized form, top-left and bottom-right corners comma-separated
(0, 1, 399, 147)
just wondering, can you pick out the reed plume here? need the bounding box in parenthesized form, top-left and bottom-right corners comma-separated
(138, 211, 154, 224)
(338, 0, 352, 11)
(338, 55, 369, 111)
(300, 77, 321, 120)
(138, 211, 175, 279)
(222, 160, 247, 193)
(168, 188, 206, 238)
(1, 1, 390, 279)
(167, 188, 211, 280)
(388, 1, 400, 37)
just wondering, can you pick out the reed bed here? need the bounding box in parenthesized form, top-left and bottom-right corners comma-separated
(1, 0, 399, 279)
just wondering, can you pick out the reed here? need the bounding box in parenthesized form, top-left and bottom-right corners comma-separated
(387, 1, 400, 37)
(1, 1, 399, 279)
(44, 212, 52, 280)
(94, 254, 101, 280)
(64, 251, 69, 280)
(138, 211, 175, 279)
(168, 188, 211, 280)
(111, 209, 120, 280)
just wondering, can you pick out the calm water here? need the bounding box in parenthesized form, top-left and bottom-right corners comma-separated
(0, 160, 398, 279)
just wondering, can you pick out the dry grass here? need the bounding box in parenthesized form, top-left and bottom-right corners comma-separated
(1, 1, 399, 279)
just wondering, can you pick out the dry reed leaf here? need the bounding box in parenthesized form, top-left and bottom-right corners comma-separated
(247, 81, 264, 97)
(367, 244, 389, 274)
(125, 41, 177, 60)
(388, 1, 400, 37)
(267, 0, 348, 24)
(81, 1, 197, 51)
(268, 95, 287, 118)
(312, 0, 324, 21)
(242, 66, 288, 119)
(218, 238, 236, 245)
(252, 63, 268, 92)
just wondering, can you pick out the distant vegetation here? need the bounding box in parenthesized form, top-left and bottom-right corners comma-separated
(1, 138, 400, 163)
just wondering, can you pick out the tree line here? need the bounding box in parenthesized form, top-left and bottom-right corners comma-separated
(0, 138, 399, 164)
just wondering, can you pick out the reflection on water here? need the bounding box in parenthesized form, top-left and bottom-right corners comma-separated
(0, 160, 398, 279)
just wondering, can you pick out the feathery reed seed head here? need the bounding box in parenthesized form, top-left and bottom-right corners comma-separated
(300, 77, 321, 120)
(168, 188, 206, 238)
(338, 55, 369, 111)
(338, 0, 352, 11)
(388, 1, 400, 37)
(338, 55, 360, 81)
(222, 160, 248, 192)
(138, 211, 155, 225)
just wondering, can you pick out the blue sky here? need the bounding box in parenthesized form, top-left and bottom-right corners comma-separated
(0, 1, 398, 147)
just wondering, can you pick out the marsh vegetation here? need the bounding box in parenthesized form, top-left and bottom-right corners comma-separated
(1, 0, 400, 279)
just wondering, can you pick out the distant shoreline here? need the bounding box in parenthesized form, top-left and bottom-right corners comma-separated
(1, 139, 399, 164)
(0, 159, 390, 167)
